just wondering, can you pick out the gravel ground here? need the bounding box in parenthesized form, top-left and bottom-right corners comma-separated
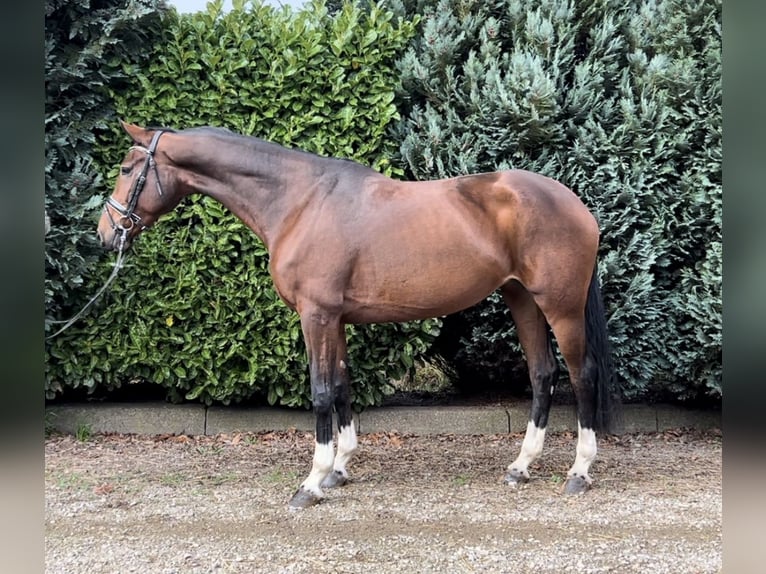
(45, 428, 722, 574)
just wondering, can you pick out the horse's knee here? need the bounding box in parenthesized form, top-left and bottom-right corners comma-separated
(313, 389, 333, 413)
(312, 389, 334, 444)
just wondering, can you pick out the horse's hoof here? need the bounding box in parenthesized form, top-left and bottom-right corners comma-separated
(503, 468, 529, 488)
(564, 475, 591, 495)
(321, 470, 347, 489)
(288, 488, 322, 509)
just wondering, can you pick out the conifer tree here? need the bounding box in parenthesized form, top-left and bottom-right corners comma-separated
(45, 0, 169, 333)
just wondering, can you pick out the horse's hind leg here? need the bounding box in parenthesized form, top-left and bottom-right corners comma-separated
(544, 266, 621, 494)
(321, 324, 358, 489)
(543, 313, 597, 494)
(501, 280, 559, 487)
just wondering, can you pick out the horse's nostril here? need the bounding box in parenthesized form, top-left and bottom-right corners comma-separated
(97, 229, 111, 249)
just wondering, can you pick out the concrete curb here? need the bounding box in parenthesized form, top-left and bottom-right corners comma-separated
(45, 401, 721, 437)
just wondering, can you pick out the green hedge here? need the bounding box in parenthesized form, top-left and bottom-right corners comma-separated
(45, 0, 439, 409)
(392, 0, 721, 402)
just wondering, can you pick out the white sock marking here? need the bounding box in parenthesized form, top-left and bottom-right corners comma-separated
(300, 441, 335, 497)
(333, 424, 358, 477)
(568, 423, 597, 482)
(508, 421, 547, 477)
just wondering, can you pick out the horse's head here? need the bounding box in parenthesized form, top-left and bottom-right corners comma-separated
(97, 121, 182, 251)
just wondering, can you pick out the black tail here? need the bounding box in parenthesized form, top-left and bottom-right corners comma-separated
(585, 265, 622, 434)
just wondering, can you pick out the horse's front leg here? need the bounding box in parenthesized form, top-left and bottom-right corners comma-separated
(321, 324, 358, 489)
(289, 309, 344, 509)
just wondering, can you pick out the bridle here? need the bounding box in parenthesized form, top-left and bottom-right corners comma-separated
(47, 130, 166, 340)
(103, 129, 165, 240)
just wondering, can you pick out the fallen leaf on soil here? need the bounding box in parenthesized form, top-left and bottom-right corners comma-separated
(93, 483, 115, 495)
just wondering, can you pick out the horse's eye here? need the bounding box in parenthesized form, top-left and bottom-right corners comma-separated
(120, 166, 132, 176)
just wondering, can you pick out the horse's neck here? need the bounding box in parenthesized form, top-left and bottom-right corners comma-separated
(179, 136, 314, 250)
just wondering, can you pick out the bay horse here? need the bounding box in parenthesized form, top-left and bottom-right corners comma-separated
(97, 122, 620, 508)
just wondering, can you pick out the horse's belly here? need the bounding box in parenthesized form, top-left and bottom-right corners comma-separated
(342, 251, 507, 323)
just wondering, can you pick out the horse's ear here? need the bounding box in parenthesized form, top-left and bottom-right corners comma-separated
(119, 120, 151, 145)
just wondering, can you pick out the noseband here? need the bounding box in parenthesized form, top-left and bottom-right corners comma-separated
(103, 130, 165, 238)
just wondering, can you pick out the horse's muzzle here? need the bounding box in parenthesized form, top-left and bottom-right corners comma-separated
(97, 227, 132, 252)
